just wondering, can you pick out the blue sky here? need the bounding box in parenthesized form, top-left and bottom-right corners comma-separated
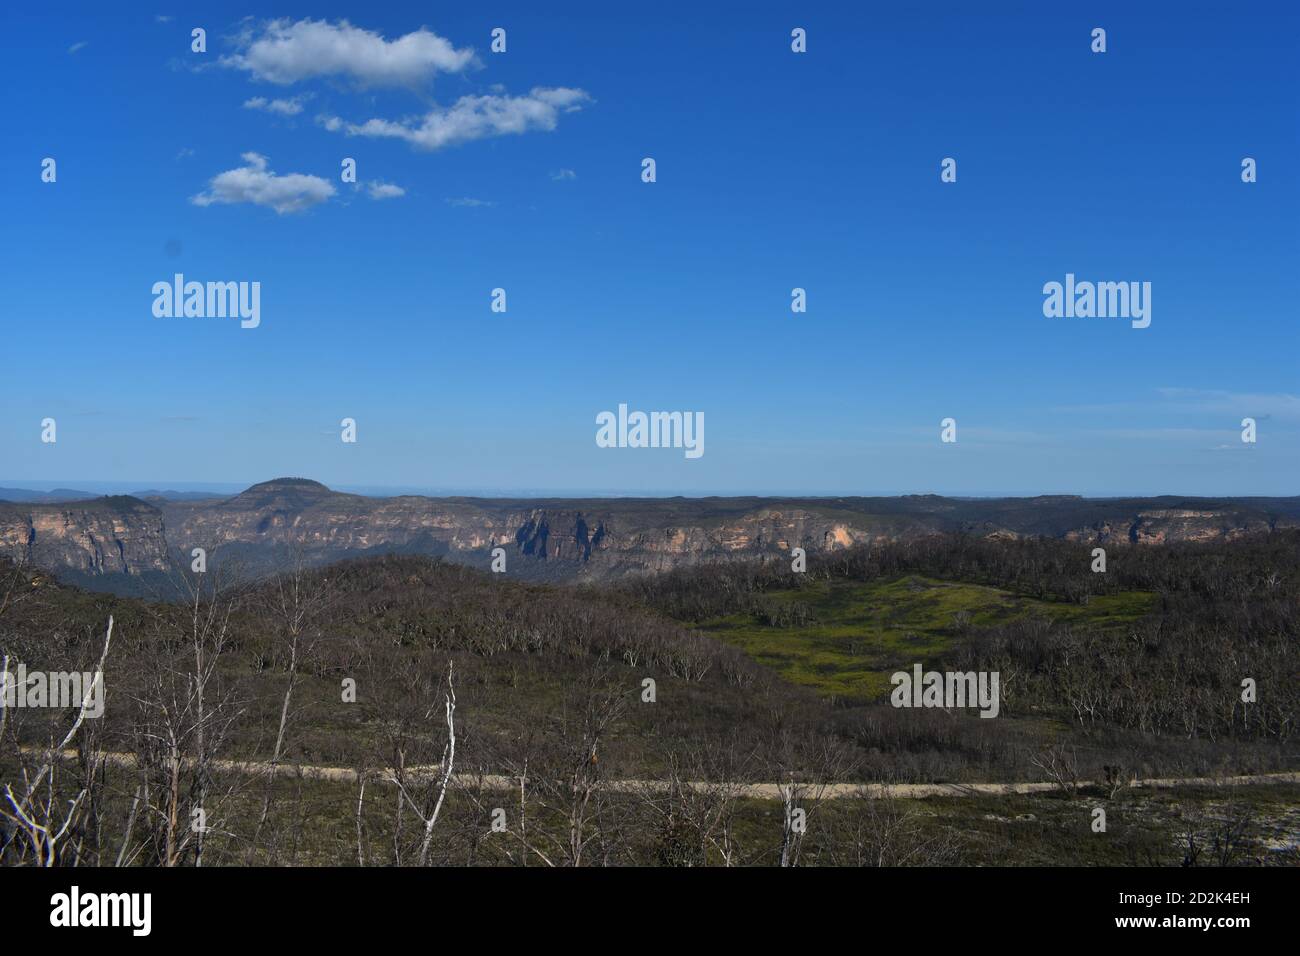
(2, 1, 1297, 496)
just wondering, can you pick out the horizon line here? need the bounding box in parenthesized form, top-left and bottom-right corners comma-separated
(1, 478, 1296, 502)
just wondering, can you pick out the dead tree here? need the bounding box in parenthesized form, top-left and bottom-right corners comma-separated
(247, 548, 333, 863)
(389, 660, 457, 867)
(129, 559, 244, 867)
(0, 616, 112, 866)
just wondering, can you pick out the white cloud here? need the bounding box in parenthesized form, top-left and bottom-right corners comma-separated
(191, 152, 335, 214)
(1057, 388, 1300, 423)
(1152, 387, 1300, 421)
(68, 41, 89, 54)
(244, 95, 308, 116)
(445, 197, 495, 208)
(319, 87, 591, 151)
(367, 181, 405, 200)
(176, 147, 196, 159)
(551, 168, 577, 181)
(155, 15, 173, 24)
(223, 18, 475, 87)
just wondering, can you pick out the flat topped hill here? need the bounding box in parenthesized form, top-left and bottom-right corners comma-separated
(4, 477, 1300, 594)
(226, 478, 347, 510)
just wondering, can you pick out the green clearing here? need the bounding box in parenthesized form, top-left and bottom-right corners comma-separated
(697, 575, 1156, 703)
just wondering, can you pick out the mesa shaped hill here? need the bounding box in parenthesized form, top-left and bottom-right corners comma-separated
(2, 477, 1298, 593)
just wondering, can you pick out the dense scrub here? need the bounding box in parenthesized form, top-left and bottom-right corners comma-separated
(621, 533, 1300, 746)
(1, 535, 1296, 867)
(619, 531, 1300, 621)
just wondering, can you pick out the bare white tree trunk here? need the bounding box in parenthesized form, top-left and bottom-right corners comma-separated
(1, 616, 113, 867)
(417, 662, 456, 866)
(355, 775, 368, 867)
(391, 661, 458, 867)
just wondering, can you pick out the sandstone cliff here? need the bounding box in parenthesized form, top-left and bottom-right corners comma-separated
(0, 496, 169, 576)
(2, 479, 1297, 591)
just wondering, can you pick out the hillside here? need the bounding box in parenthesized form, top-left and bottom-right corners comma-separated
(3, 478, 1299, 594)
(3, 533, 1296, 867)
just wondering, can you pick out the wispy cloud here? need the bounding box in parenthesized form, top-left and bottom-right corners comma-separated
(319, 87, 590, 152)
(243, 95, 308, 116)
(222, 18, 475, 87)
(445, 197, 495, 208)
(891, 425, 1058, 446)
(1055, 388, 1300, 423)
(1152, 387, 1300, 421)
(191, 152, 335, 214)
(1089, 427, 1233, 441)
(551, 168, 577, 181)
(68, 41, 89, 54)
(367, 181, 405, 200)
(155, 15, 173, 24)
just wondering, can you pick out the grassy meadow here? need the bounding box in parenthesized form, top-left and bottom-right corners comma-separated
(697, 575, 1158, 703)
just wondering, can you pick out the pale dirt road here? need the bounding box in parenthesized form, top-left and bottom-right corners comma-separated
(26, 748, 1300, 800)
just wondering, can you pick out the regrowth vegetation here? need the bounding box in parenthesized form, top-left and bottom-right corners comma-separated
(0, 532, 1296, 866)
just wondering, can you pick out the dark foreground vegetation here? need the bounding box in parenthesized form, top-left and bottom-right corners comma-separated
(1, 531, 1296, 866)
(623, 533, 1299, 742)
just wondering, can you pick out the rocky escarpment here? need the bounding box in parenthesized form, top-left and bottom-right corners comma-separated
(0, 496, 169, 576)
(2, 480, 1297, 591)
(1063, 508, 1284, 545)
(152, 482, 882, 580)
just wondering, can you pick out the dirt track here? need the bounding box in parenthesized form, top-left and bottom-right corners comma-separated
(29, 748, 1300, 800)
